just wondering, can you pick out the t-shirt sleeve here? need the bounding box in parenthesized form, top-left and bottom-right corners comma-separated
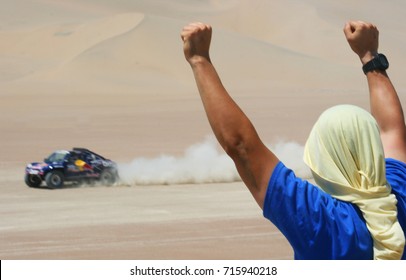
(385, 158, 406, 259)
(263, 161, 372, 259)
(386, 158, 406, 199)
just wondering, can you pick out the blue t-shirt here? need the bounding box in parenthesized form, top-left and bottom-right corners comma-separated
(263, 158, 406, 260)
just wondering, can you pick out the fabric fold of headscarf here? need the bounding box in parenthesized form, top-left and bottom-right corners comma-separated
(304, 104, 405, 260)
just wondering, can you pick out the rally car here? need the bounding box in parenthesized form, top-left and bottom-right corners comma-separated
(24, 148, 118, 188)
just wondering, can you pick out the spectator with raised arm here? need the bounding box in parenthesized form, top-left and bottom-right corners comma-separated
(181, 21, 406, 259)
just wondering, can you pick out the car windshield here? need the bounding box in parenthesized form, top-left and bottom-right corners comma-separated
(45, 151, 68, 163)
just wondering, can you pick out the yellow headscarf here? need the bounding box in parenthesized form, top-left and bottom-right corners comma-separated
(303, 104, 405, 259)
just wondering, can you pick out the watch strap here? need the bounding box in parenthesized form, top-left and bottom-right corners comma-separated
(362, 53, 389, 74)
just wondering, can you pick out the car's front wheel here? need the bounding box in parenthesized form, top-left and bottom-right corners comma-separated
(25, 174, 42, 188)
(45, 171, 64, 188)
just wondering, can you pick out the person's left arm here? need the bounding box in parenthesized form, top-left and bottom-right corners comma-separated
(181, 23, 279, 208)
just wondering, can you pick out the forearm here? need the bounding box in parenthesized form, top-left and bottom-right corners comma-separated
(367, 70, 405, 134)
(190, 58, 259, 155)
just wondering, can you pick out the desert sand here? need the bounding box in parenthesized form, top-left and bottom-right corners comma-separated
(1, 0, 406, 259)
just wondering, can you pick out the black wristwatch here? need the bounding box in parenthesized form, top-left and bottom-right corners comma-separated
(362, 53, 389, 74)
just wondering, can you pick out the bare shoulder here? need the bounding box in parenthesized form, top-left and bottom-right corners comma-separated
(381, 129, 406, 163)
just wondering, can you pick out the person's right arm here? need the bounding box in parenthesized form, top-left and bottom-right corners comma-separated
(344, 21, 406, 163)
(181, 23, 279, 208)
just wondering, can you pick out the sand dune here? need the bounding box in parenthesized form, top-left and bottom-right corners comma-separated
(1, 13, 144, 82)
(4, 0, 406, 96)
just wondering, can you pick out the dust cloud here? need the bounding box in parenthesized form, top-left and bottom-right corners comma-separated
(117, 136, 311, 186)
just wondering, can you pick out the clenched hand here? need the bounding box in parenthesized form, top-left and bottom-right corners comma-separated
(343, 21, 379, 64)
(181, 22, 212, 65)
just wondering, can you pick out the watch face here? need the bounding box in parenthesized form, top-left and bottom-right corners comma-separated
(379, 54, 389, 68)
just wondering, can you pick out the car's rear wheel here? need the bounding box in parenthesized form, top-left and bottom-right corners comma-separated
(45, 171, 64, 188)
(25, 174, 42, 188)
(100, 169, 117, 186)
